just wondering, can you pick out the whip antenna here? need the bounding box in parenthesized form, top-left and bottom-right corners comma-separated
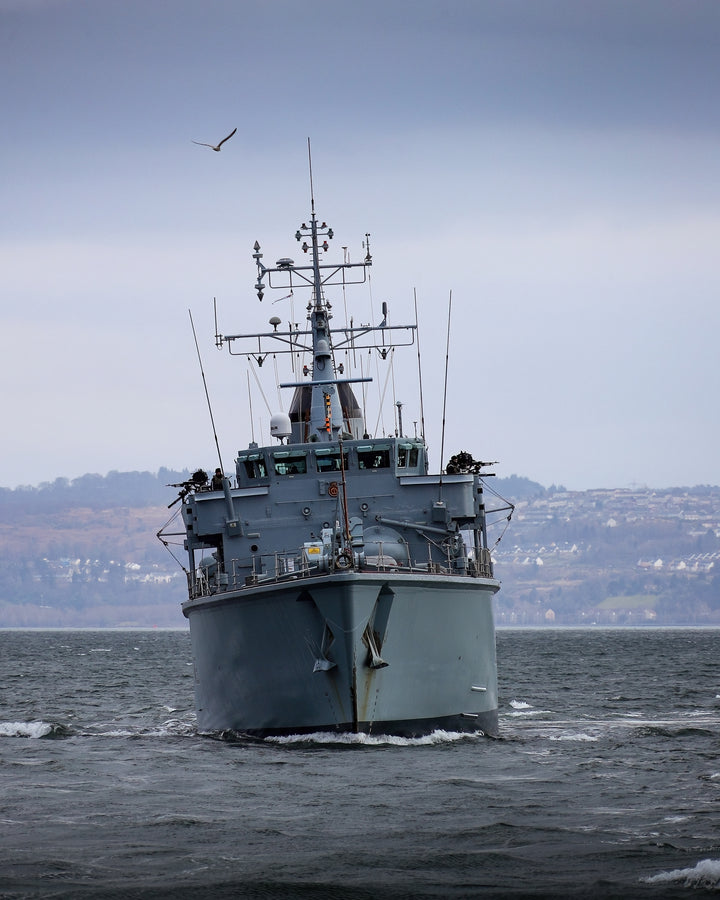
(438, 290, 453, 498)
(414, 289, 426, 442)
(246, 370, 255, 443)
(307, 137, 315, 214)
(189, 309, 224, 473)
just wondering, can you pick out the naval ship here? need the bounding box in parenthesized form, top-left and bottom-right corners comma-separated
(161, 187, 505, 737)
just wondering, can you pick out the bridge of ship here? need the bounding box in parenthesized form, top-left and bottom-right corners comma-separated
(182, 437, 495, 600)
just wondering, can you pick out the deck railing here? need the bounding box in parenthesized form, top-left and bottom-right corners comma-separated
(187, 545, 494, 599)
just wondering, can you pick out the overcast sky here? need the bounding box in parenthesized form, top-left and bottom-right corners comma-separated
(2, 0, 718, 491)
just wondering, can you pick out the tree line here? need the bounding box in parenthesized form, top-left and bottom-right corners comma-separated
(0, 469, 191, 518)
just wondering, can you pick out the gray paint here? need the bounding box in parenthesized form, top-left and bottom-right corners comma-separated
(170, 199, 503, 736)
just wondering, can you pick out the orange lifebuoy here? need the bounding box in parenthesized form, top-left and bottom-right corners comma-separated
(328, 481, 339, 497)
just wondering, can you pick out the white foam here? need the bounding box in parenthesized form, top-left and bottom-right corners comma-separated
(642, 858, 720, 889)
(510, 700, 532, 710)
(91, 728, 134, 737)
(265, 728, 479, 747)
(80, 718, 196, 739)
(150, 718, 196, 737)
(548, 731, 598, 742)
(0, 720, 55, 739)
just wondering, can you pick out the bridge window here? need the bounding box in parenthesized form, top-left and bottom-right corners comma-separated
(397, 443, 419, 469)
(240, 452, 267, 479)
(272, 451, 307, 475)
(315, 448, 349, 472)
(357, 444, 391, 469)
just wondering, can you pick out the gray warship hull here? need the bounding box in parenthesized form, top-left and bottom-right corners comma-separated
(183, 571, 499, 736)
(162, 188, 512, 739)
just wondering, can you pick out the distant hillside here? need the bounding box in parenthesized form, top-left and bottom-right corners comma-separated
(492, 484, 720, 626)
(0, 469, 545, 514)
(0, 468, 192, 517)
(0, 470, 718, 628)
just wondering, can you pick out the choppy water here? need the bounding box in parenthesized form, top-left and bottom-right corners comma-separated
(1, 627, 719, 899)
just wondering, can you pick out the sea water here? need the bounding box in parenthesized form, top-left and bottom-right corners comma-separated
(1, 627, 719, 898)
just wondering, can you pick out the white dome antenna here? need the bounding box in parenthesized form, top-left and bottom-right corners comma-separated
(270, 412, 292, 442)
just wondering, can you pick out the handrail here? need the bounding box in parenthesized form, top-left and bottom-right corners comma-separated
(187, 549, 494, 599)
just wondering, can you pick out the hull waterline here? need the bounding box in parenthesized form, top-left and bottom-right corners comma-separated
(184, 572, 499, 737)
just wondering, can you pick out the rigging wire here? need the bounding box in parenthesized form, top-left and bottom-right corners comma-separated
(248, 358, 273, 415)
(481, 478, 516, 547)
(273, 354, 283, 411)
(487, 513, 514, 548)
(364, 263, 387, 436)
(189, 309, 224, 474)
(156, 509, 190, 573)
(359, 355, 369, 436)
(372, 348, 396, 437)
(438, 290, 453, 497)
(341, 246, 350, 327)
(414, 289, 426, 443)
(246, 369, 255, 444)
(390, 354, 398, 435)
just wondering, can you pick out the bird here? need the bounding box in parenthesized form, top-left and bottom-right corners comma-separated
(192, 127, 237, 151)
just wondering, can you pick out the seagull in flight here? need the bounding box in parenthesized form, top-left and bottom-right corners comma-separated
(192, 127, 237, 151)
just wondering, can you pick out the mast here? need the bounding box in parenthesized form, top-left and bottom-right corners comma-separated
(216, 191, 417, 445)
(299, 211, 345, 441)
